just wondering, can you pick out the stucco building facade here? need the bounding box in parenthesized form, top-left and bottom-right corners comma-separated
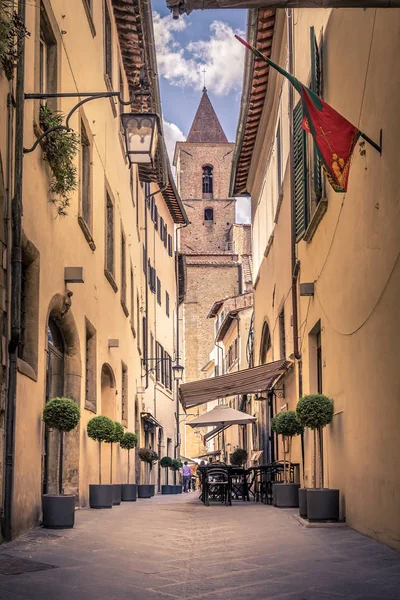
(231, 6, 400, 551)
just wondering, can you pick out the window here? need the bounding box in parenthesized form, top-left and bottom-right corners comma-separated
(293, 101, 308, 240)
(204, 208, 214, 222)
(39, 2, 57, 106)
(202, 166, 213, 197)
(85, 319, 97, 413)
(156, 277, 161, 305)
(160, 217, 164, 241)
(130, 263, 135, 334)
(80, 120, 92, 229)
(167, 234, 173, 256)
(155, 342, 162, 382)
(259, 321, 271, 365)
(121, 228, 127, 313)
(163, 223, 168, 248)
(142, 317, 147, 361)
(165, 353, 172, 391)
(149, 332, 154, 366)
(142, 244, 147, 275)
(148, 262, 156, 293)
(276, 120, 282, 198)
(279, 309, 286, 360)
(166, 291, 170, 317)
(105, 192, 115, 279)
(104, 0, 112, 83)
(121, 362, 128, 423)
(136, 294, 140, 349)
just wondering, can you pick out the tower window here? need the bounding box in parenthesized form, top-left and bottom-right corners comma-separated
(202, 166, 213, 196)
(204, 208, 214, 222)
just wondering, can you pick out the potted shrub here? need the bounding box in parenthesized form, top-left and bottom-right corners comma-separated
(137, 448, 158, 498)
(120, 432, 138, 501)
(271, 411, 303, 508)
(42, 397, 80, 528)
(171, 459, 183, 493)
(110, 421, 125, 506)
(87, 416, 115, 509)
(230, 448, 248, 467)
(296, 394, 338, 521)
(160, 456, 173, 494)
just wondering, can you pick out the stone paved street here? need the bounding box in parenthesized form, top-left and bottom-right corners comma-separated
(0, 493, 400, 600)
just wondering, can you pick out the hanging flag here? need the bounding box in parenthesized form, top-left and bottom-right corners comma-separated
(235, 34, 361, 193)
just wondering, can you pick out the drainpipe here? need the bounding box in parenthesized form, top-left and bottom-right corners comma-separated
(174, 220, 189, 482)
(4, 0, 26, 542)
(288, 9, 301, 363)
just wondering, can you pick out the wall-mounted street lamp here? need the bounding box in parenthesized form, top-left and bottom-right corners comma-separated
(23, 91, 159, 166)
(172, 363, 184, 381)
(141, 356, 184, 381)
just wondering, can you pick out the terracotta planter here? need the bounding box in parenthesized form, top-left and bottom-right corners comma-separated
(42, 494, 75, 529)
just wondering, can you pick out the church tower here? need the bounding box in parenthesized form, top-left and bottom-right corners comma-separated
(174, 89, 241, 459)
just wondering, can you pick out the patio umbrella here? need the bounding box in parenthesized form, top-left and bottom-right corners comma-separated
(187, 405, 256, 460)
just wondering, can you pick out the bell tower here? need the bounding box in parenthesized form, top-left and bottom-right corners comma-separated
(174, 89, 240, 459)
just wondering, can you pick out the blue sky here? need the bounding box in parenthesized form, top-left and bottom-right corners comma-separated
(152, 1, 251, 223)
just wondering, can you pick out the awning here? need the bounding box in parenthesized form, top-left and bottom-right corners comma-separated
(141, 412, 162, 428)
(179, 359, 291, 410)
(197, 450, 221, 459)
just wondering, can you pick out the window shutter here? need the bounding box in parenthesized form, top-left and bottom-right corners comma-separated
(154, 205, 158, 230)
(310, 26, 322, 201)
(164, 224, 168, 248)
(293, 101, 308, 240)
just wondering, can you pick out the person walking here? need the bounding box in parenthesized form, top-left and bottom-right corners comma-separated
(182, 461, 192, 493)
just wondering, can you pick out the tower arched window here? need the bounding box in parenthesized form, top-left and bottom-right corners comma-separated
(204, 207, 214, 222)
(202, 165, 213, 197)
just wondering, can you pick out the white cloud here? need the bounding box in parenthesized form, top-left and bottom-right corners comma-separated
(153, 12, 245, 97)
(163, 119, 186, 165)
(235, 197, 251, 224)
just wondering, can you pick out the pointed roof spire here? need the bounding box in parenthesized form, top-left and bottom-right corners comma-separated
(186, 89, 228, 144)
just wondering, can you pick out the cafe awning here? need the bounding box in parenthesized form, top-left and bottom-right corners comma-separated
(204, 425, 229, 442)
(179, 359, 290, 410)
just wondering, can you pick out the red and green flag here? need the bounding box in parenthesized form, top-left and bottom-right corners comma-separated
(235, 34, 362, 193)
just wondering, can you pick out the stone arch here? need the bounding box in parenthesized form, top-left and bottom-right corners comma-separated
(202, 164, 213, 198)
(101, 363, 116, 420)
(45, 292, 81, 499)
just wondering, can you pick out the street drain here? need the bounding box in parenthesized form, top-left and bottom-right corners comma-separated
(0, 554, 57, 575)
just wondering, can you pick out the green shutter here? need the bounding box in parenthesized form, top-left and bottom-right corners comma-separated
(293, 101, 308, 240)
(310, 26, 322, 201)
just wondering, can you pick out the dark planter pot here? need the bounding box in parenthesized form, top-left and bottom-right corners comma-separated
(162, 485, 173, 495)
(150, 484, 155, 497)
(42, 494, 75, 529)
(137, 484, 153, 498)
(307, 489, 339, 521)
(272, 483, 300, 508)
(89, 484, 113, 509)
(272, 481, 283, 506)
(121, 484, 137, 502)
(298, 488, 308, 518)
(171, 485, 181, 494)
(113, 484, 122, 505)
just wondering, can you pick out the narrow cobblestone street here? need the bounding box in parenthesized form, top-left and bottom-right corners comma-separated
(0, 494, 400, 600)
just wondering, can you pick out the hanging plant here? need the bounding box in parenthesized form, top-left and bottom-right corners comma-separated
(0, 1, 30, 80)
(39, 104, 80, 217)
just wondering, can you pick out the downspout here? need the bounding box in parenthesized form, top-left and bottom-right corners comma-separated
(4, 0, 26, 542)
(288, 9, 301, 363)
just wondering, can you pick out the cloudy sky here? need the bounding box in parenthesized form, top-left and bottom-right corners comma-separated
(152, 0, 251, 223)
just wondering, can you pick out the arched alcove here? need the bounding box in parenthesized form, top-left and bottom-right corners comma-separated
(101, 363, 116, 421)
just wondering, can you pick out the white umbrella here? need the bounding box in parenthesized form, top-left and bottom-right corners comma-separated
(188, 405, 256, 461)
(188, 404, 256, 427)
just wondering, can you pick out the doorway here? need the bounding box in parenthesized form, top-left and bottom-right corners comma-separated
(43, 318, 65, 495)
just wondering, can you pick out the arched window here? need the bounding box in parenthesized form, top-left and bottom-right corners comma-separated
(259, 321, 272, 365)
(202, 165, 213, 196)
(204, 207, 214, 222)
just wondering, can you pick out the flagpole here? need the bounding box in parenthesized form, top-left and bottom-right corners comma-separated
(360, 130, 382, 155)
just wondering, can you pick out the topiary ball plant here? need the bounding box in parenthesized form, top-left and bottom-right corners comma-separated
(230, 448, 248, 466)
(138, 448, 159, 470)
(43, 397, 80, 432)
(120, 432, 138, 485)
(271, 411, 303, 483)
(171, 459, 183, 471)
(42, 397, 80, 495)
(296, 394, 334, 488)
(87, 416, 115, 484)
(296, 394, 334, 430)
(109, 421, 125, 484)
(160, 456, 173, 469)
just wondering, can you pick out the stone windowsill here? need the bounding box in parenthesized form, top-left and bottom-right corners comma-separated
(78, 216, 96, 251)
(104, 269, 118, 293)
(304, 198, 328, 243)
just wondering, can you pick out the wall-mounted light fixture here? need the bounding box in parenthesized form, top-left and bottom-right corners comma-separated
(300, 282, 315, 296)
(108, 339, 119, 349)
(64, 267, 84, 284)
